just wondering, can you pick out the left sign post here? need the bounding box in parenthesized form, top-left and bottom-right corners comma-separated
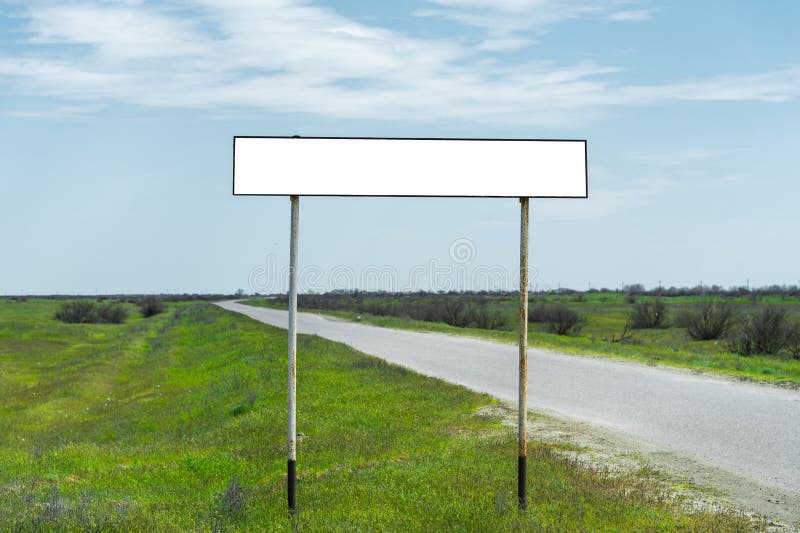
(287, 195, 299, 513)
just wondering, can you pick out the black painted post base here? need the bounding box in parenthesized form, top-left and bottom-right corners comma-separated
(288, 460, 296, 512)
(518, 456, 527, 509)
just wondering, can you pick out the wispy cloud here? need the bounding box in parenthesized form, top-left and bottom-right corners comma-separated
(1, 102, 106, 119)
(414, 0, 612, 51)
(0, 1, 798, 126)
(416, 0, 609, 31)
(608, 9, 653, 22)
(625, 148, 730, 168)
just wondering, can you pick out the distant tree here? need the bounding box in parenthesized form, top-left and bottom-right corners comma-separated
(625, 284, 646, 295)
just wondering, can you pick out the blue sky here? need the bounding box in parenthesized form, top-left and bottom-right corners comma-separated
(1, 0, 798, 294)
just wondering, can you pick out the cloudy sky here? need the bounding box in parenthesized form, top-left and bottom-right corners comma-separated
(1, 1, 798, 294)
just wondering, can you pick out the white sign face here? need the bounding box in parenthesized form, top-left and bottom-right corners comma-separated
(233, 136, 587, 198)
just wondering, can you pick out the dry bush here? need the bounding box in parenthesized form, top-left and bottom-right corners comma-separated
(727, 306, 793, 356)
(679, 300, 736, 341)
(139, 296, 165, 318)
(629, 300, 669, 329)
(55, 301, 98, 323)
(541, 304, 585, 336)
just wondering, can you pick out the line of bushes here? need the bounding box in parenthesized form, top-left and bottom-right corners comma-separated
(279, 291, 799, 357)
(529, 299, 799, 357)
(54, 297, 166, 324)
(630, 300, 799, 358)
(355, 298, 508, 330)
(286, 294, 508, 330)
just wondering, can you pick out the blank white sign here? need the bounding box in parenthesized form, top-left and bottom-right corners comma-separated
(233, 137, 587, 198)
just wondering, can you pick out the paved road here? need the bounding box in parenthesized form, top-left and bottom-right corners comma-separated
(217, 301, 800, 494)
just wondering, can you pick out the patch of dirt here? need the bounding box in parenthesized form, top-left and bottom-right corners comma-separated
(475, 404, 800, 532)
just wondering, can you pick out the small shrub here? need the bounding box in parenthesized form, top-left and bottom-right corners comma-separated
(610, 320, 634, 343)
(138, 297, 165, 318)
(788, 324, 800, 360)
(218, 475, 245, 519)
(231, 391, 257, 417)
(727, 306, 793, 356)
(542, 304, 585, 336)
(441, 299, 470, 328)
(625, 293, 637, 304)
(528, 304, 549, 323)
(679, 301, 736, 341)
(96, 303, 128, 324)
(629, 300, 669, 329)
(41, 486, 66, 523)
(55, 301, 98, 323)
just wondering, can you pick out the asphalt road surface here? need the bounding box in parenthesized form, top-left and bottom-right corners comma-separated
(217, 301, 800, 496)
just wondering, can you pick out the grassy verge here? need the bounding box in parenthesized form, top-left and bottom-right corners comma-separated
(0, 299, 757, 531)
(242, 297, 800, 385)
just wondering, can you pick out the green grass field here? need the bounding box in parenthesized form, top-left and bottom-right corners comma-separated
(243, 293, 800, 384)
(0, 299, 758, 531)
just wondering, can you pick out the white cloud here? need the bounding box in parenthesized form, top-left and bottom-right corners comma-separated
(608, 9, 653, 22)
(24, 4, 208, 61)
(0, 1, 798, 126)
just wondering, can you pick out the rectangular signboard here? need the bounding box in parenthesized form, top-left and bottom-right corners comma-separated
(233, 136, 587, 198)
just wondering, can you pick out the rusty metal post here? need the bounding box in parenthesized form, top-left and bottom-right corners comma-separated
(287, 194, 299, 512)
(518, 197, 529, 509)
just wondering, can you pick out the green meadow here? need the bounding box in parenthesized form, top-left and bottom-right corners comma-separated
(244, 292, 800, 384)
(0, 299, 758, 531)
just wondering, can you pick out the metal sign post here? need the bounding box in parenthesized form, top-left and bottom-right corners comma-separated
(287, 195, 299, 512)
(518, 197, 529, 509)
(232, 136, 587, 515)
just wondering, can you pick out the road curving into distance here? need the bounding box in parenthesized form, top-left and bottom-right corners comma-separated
(217, 301, 800, 502)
